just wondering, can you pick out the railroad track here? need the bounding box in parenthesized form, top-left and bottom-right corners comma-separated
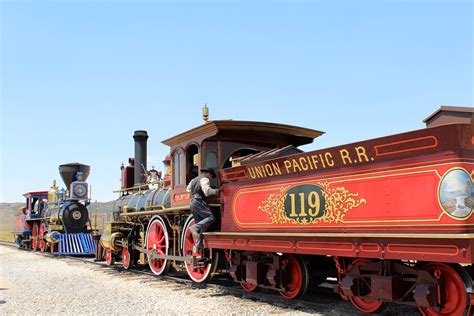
(0, 240, 419, 315)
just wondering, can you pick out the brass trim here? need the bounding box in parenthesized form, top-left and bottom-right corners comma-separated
(204, 232, 474, 239)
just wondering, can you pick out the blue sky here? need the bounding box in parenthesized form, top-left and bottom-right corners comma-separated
(1, 0, 472, 202)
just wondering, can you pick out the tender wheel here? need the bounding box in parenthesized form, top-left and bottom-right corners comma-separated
(348, 258, 384, 313)
(39, 223, 48, 253)
(418, 263, 468, 316)
(181, 217, 218, 283)
(146, 216, 170, 276)
(241, 282, 258, 293)
(279, 254, 309, 299)
(105, 248, 115, 266)
(31, 223, 39, 251)
(122, 247, 132, 270)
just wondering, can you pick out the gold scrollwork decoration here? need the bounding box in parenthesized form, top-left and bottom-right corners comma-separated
(258, 182, 366, 225)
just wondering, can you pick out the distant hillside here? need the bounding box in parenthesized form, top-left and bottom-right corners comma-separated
(88, 201, 115, 213)
(0, 201, 115, 214)
(0, 203, 23, 213)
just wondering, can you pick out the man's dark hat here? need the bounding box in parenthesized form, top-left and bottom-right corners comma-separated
(200, 168, 216, 178)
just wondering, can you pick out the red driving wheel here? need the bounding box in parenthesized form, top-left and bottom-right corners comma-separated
(182, 218, 218, 283)
(31, 223, 39, 251)
(348, 259, 384, 313)
(418, 263, 468, 316)
(241, 282, 258, 293)
(279, 254, 309, 299)
(39, 223, 47, 253)
(122, 247, 131, 270)
(105, 248, 115, 266)
(146, 217, 170, 276)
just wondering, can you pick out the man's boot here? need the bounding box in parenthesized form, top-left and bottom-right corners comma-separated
(189, 225, 200, 241)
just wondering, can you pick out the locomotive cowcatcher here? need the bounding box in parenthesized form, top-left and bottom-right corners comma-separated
(14, 163, 96, 255)
(101, 105, 474, 315)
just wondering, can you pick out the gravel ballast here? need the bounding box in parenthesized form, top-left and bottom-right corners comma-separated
(0, 245, 317, 315)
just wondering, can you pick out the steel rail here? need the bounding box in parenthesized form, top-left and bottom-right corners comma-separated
(0, 240, 419, 315)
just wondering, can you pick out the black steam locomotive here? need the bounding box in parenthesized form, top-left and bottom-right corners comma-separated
(14, 163, 96, 255)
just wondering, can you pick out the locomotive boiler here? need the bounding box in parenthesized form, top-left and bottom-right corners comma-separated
(99, 105, 474, 315)
(14, 163, 96, 255)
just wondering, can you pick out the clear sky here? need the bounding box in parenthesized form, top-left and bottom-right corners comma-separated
(1, 0, 472, 202)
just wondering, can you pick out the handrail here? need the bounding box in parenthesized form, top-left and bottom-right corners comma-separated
(120, 204, 220, 217)
(112, 180, 162, 193)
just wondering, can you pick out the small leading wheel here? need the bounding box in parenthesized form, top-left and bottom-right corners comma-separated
(279, 254, 309, 299)
(146, 216, 170, 276)
(39, 223, 48, 253)
(31, 223, 39, 251)
(348, 258, 384, 313)
(418, 263, 468, 316)
(105, 248, 115, 266)
(181, 217, 219, 283)
(241, 282, 258, 293)
(122, 247, 132, 270)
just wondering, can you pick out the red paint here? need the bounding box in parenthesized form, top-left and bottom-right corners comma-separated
(173, 193, 190, 203)
(348, 259, 384, 313)
(122, 247, 131, 270)
(146, 218, 169, 275)
(228, 163, 472, 231)
(374, 136, 438, 156)
(241, 282, 257, 293)
(418, 263, 467, 315)
(183, 219, 215, 283)
(105, 248, 114, 266)
(31, 224, 38, 251)
(39, 223, 47, 253)
(279, 254, 306, 299)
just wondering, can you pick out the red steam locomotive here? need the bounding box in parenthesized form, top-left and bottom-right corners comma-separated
(100, 105, 474, 315)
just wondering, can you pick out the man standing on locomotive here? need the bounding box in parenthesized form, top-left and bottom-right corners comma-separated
(186, 168, 220, 253)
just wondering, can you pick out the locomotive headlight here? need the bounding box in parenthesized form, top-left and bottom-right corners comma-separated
(439, 168, 474, 219)
(72, 211, 82, 220)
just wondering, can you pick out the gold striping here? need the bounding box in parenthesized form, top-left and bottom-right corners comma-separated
(204, 232, 474, 239)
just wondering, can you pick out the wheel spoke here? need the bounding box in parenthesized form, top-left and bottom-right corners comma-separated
(157, 236, 165, 245)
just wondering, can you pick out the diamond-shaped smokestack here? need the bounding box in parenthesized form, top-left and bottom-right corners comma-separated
(133, 130, 148, 186)
(58, 163, 90, 188)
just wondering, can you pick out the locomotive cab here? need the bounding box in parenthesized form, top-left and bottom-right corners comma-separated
(103, 113, 324, 276)
(162, 120, 324, 207)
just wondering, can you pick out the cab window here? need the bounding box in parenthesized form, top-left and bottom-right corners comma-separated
(186, 144, 199, 182)
(205, 151, 217, 170)
(172, 149, 185, 187)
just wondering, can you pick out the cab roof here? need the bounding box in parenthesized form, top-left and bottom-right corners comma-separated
(22, 191, 48, 198)
(162, 120, 324, 148)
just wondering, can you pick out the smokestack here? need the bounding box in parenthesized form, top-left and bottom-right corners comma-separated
(58, 163, 90, 188)
(133, 130, 148, 186)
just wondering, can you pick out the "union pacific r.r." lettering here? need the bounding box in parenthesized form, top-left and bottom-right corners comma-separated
(247, 145, 374, 179)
